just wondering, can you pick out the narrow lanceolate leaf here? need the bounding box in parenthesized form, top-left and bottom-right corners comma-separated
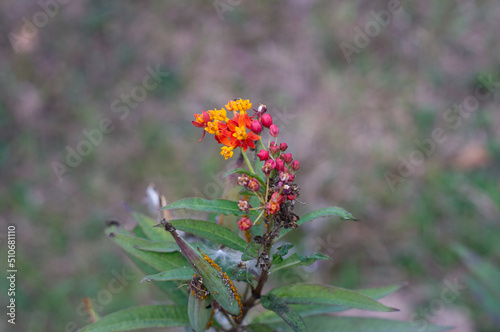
(271, 253, 330, 273)
(266, 284, 398, 312)
(79, 305, 189, 332)
(125, 253, 188, 306)
(267, 315, 452, 332)
(188, 292, 214, 332)
(131, 211, 175, 243)
(159, 220, 242, 316)
(135, 241, 180, 253)
(169, 219, 252, 254)
(140, 267, 195, 284)
(105, 224, 187, 304)
(261, 294, 308, 332)
(106, 231, 188, 272)
(358, 283, 406, 299)
(253, 284, 405, 324)
(161, 198, 251, 216)
(278, 207, 359, 239)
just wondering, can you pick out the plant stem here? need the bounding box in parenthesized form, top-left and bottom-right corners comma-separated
(233, 241, 271, 326)
(241, 149, 256, 174)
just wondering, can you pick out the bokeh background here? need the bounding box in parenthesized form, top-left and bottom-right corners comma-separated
(1, 1, 499, 331)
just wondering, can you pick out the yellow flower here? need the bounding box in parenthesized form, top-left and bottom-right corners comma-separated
(205, 121, 220, 135)
(232, 123, 248, 141)
(209, 109, 229, 122)
(225, 99, 252, 113)
(220, 146, 234, 159)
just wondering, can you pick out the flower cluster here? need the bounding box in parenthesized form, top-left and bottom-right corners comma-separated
(255, 139, 300, 217)
(192, 99, 261, 159)
(194, 99, 300, 233)
(240, 107, 300, 231)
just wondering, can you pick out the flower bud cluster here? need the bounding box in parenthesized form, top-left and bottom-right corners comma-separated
(237, 137, 301, 230)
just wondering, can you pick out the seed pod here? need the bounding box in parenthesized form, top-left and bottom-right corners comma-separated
(159, 220, 242, 316)
(188, 275, 215, 332)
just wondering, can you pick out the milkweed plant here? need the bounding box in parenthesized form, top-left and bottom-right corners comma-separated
(81, 99, 451, 332)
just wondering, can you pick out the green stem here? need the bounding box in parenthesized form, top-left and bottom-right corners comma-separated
(252, 209, 265, 225)
(241, 149, 256, 174)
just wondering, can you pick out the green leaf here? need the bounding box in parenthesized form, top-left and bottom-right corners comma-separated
(125, 254, 188, 305)
(106, 231, 188, 271)
(271, 253, 330, 273)
(131, 224, 149, 239)
(135, 241, 180, 253)
(272, 243, 295, 265)
(104, 223, 188, 304)
(358, 283, 405, 299)
(253, 284, 404, 324)
(267, 315, 452, 332)
(169, 219, 252, 254)
(266, 284, 397, 312)
(273, 243, 295, 262)
(261, 294, 309, 332)
(79, 305, 189, 332)
(140, 267, 195, 283)
(131, 211, 174, 243)
(161, 198, 252, 216)
(278, 207, 359, 239)
(223, 168, 266, 187)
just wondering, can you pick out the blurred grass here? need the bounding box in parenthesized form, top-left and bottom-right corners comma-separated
(1, 0, 499, 331)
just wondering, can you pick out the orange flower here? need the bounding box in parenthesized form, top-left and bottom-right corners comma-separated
(267, 191, 285, 215)
(226, 112, 260, 152)
(192, 111, 211, 141)
(192, 99, 260, 158)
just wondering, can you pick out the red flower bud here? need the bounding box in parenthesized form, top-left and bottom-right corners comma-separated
(288, 174, 295, 182)
(262, 159, 276, 175)
(247, 178, 260, 192)
(269, 142, 280, 154)
(257, 149, 269, 161)
(276, 158, 285, 172)
(237, 174, 250, 186)
(238, 217, 252, 231)
(279, 171, 289, 182)
(250, 120, 262, 134)
(267, 191, 285, 215)
(280, 143, 288, 151)
(261, 114, 273, 128)
(282, 153, 293, 164)
(269, 124, 279, 137)
(238, 199, 251, 213)
(291, 160, 300, 171)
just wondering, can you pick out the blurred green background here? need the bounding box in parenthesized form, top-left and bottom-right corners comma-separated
(1, 1, 499, 331)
